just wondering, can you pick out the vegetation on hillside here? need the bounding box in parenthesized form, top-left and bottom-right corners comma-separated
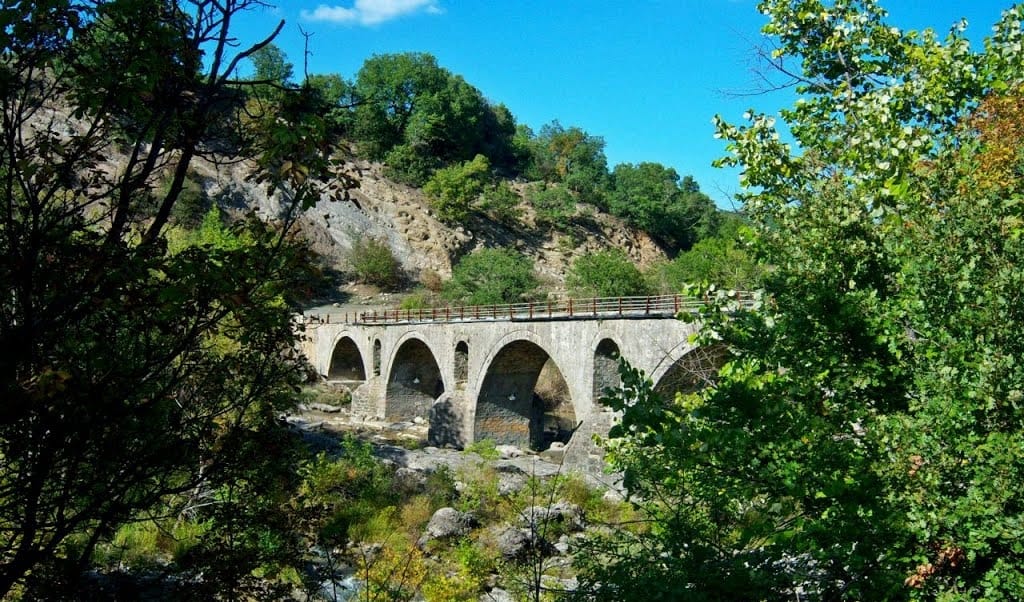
(251, 44, 729, 256)
(442, 248, 540, 306)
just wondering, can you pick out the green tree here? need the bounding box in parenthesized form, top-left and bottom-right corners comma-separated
(352, 52, 514, 174)
(525, 121, 609, 204)
(423, 154, 491, 223)
(527, 182, 576, 228)
(442, 248, 538, 306)
(608, 162, 719, 251)
(575, 2, 1024, 600)
(353, 52, 449, 159)
(306, 72, 356, 135)
(567, 250, 651, 298)
(0, 0, 333, 595)
(250, 42, 293, 86)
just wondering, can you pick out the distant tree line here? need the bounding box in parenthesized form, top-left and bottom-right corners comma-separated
(255, 46, 725, 255)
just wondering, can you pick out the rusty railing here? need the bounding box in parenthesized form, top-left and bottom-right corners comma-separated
(304, 292, 756, 326)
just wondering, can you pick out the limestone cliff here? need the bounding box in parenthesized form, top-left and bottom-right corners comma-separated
(194, 156, 667, 292)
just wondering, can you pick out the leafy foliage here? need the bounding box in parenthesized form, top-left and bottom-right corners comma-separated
(442, 247, 539, 306)
(576, 2, 1024, 600)
(349, 237, 402, 290)
(352, 52, 517, 177)
(648, 217, 763, 292)
(423, 154, 491, 223)
(527, 183, 576, 229)
(522, 121, 609, 205)
(608, 163, 719, 251)
(0, 1, 336, 596)
(566, 250, 651, 298)
(478, 180, 524, 225)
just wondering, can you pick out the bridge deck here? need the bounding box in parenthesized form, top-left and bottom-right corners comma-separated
(304, 293, 755, 326)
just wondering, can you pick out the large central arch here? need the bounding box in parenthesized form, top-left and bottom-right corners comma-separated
(475, 339, 574, 450)
(386, 337, 445, 422)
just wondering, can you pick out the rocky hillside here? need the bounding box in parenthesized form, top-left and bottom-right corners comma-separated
(196, 156, 667, 294)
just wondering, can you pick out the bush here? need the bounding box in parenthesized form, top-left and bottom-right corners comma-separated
(647, 234, 762, 292)
(399, 289, 433, 310)
(567, 250, 651, 298)
(423, 154, 490, 223)
(442, 247, 538, 306)
(527, 183, 575, 229)
(383, 143, 439, 187)
(478, 181, 522, 225)
(349, 237, 401, 289)
(420, 269, 444, 292)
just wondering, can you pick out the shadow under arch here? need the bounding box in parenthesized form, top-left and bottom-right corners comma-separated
(327, 335, 366, 382)
(385, 337, 445, 422)
(475, 339, 574, 451)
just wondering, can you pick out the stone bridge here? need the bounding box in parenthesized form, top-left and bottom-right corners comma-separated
(301, 295, 732, 473)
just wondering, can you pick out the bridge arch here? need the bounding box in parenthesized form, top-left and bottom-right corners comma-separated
(650, 340, 727, 399)
(473, 332, 575, 451)
(385, 334, 446, 422)
(327, 333, 367, 382)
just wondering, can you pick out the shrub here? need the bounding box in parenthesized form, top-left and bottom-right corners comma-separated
(423, 154, 491, 223)
(527, 183, 575, 229)
(349, 237, 401, 289)
(567, 249, 651, 298)
(420, 269, 444, 292)
(478, 181, 523, 225)
(454, 461, 502, 519)
(647, 234, 762, 292)
(399, 289, 433, 310)
(383, 143, 439, 187)
(463, 438, 500, 460)
(442, 247, 538, 306)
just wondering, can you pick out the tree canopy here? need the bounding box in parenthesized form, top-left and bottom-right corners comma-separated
(0, 0, 335, 595)
(608, 162, 720, 251)
(351, 52, 517, 185)
(566, 250, 651, 298)
(442, 247, 539, 306)
(576, 1, 1024, 600)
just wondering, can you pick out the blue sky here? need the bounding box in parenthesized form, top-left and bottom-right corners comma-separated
(231, 1, 1014, 208)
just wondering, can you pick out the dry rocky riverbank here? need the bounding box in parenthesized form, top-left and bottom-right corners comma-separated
(284, 398, 626, 601)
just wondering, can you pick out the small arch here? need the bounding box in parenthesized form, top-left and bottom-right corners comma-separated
(475, 340, 575, 451)
(652, 345, 728, 399)
(328, 336, 366, 382)
(372, 339, 382, 376)
(593, 338, 621, 403)
(454, 341, 469, 386)
(386, 338, 444, 422)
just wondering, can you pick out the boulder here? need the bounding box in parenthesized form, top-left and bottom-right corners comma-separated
(494, 525, 553, 561)
(417, 507, 478, 547)
(519, 502, 584, 532)
(495, 444, 523, 459)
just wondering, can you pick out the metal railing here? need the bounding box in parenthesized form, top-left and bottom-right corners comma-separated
(305, 292, 756, 326)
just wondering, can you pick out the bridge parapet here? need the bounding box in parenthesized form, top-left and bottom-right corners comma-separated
(304, 292, 756, 326)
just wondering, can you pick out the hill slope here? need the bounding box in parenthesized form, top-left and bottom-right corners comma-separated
(198, 156, 668, 294)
